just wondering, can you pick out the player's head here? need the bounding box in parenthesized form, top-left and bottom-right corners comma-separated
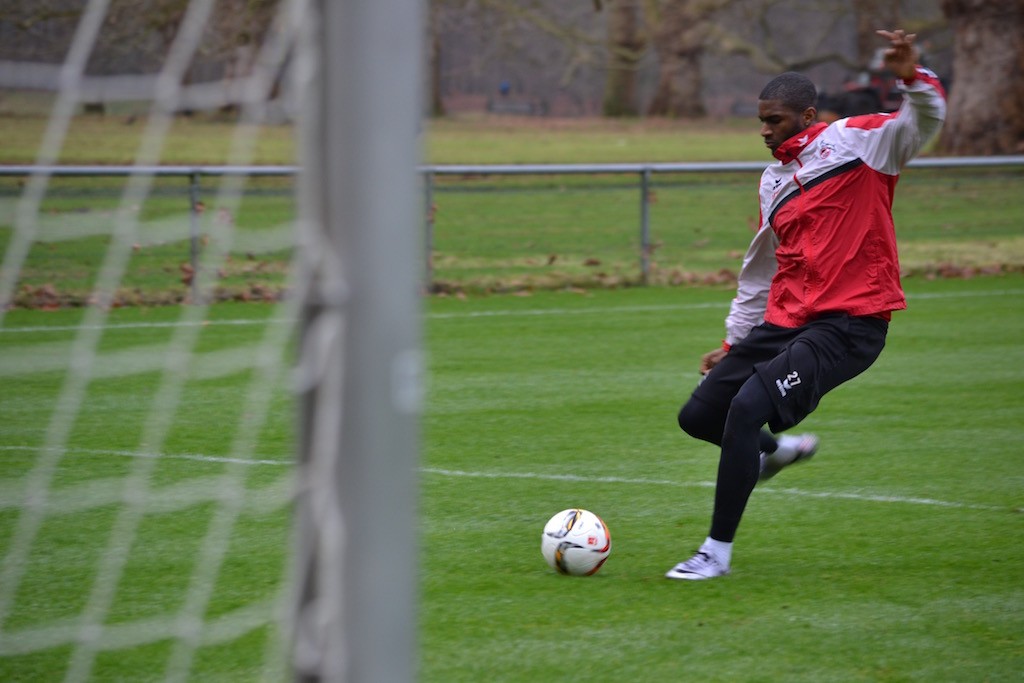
(757, 72, 818, 154)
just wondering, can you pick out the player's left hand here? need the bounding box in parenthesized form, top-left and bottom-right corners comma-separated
(876, 29, 919, 81)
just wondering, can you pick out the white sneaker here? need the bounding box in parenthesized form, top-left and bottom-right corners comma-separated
(759, 433, 819, 481)
(665, 551, 730, 580)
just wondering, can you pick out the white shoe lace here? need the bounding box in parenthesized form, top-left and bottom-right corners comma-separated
(682, 551, 715, 571)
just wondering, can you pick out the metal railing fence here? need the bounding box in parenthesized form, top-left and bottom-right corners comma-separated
(2, 156, 1023, 289)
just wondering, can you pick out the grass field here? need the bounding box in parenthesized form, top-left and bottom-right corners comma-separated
(0, 106, 763, 164)
(1, 275, 1022, 681)
(3, 166, 1022, 303)
(2, 109, 1023, 679)
(2, 112, 1023, 301)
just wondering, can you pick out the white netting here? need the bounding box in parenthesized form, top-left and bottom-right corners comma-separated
(0, 1, 310, 679)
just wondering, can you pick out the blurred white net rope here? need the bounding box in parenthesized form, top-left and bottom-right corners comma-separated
(0, 0, 309, 679)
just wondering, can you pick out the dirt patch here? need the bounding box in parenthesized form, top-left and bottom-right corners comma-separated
(9, 260, 1023, 309)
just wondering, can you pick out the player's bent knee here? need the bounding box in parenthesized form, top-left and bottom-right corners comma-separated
(676, 401, 700, 435)
(677, 399, 724, 445)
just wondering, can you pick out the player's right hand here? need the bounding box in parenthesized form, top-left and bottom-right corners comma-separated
(700, 347, 728, 375)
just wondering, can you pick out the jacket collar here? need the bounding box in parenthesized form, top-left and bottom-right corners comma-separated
(773, 122, 827, 163)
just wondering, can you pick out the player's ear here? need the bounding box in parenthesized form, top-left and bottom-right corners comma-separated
(802, 106, 817, 127)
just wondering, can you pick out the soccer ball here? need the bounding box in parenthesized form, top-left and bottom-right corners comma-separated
(540, 508, 612, 576)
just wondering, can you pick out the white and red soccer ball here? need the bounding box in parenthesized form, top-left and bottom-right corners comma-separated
(540, 508, 612, 576)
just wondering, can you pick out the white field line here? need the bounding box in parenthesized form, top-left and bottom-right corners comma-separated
(420, 467, 1009, 512)
(0, 445, 1009, 513)
(1, 288, 1022, 335)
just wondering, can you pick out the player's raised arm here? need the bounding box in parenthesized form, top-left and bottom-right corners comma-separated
(848, 29, 946, 173)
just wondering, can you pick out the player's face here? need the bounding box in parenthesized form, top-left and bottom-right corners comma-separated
(758, 100, 815, 154)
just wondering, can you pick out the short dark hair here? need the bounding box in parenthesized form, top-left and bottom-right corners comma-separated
(759, 72, 817, 113)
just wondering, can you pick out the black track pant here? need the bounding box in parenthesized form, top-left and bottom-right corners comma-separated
(677, 315, 888, 543)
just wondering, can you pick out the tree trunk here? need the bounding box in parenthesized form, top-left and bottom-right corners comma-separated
(646, 45, 703, 117)
(602, 0, 645, 117)
(427, 3, 446, 117)
(644, 0, 716, 118)
(940, 0, 1024, 154)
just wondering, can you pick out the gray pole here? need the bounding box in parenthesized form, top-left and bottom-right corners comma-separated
(639, 168, 651, 285)
(294, 1, 423, 681)
(188, 171, 201, 303)
(424, 170, 435, 292)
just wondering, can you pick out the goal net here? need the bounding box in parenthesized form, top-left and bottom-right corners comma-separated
(0, 1, 422, 681)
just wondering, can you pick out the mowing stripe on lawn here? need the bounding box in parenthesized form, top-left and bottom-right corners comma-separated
(0, 444, 290, 467)
(0, 445, 1008, 513)
(1, 287, 1021, 335)
(0, 318, 296, 335)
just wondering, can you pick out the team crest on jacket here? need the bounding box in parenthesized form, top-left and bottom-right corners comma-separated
(819, 142, 836, 159)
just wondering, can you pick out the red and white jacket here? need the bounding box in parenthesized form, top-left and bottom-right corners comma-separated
(724, 66, 946, 346)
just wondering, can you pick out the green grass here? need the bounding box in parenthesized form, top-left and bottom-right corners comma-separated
(0, 175, 295, 305)
(2, 109, 1023, 679)
(0, 110, 761, 165)
(427, 166, 1024, 291)
(2, 114, 1022, 301)
(425, 115, 765, 163)
(1, 276, 1023, 680)
(3, 166, 1022, 303)
(423, 277, 1024, 682)
(0, 113, 295, 166)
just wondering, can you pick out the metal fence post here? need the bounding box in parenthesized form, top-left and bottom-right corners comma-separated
(639, 167, 651, 285)
(424, 170, 434, 292)
(188, 171, 201, 303)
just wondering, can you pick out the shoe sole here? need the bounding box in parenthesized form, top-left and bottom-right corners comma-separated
(664, 569, 730, 580)
(665, 573, 725, 580)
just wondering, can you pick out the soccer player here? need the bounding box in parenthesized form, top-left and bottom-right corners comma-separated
(667, 30, 946, 580)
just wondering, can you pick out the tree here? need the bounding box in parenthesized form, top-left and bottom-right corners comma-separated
(643, 0, 734, 118)
(0, 0, 82, 63)
(602, 0, 645, 117)
(427, 0, 446, 117)
(425, 0, 606, 117)
(0, 0, 279, 77)
(709, 1, 863, 76)
(940, 0, 1024, 154)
